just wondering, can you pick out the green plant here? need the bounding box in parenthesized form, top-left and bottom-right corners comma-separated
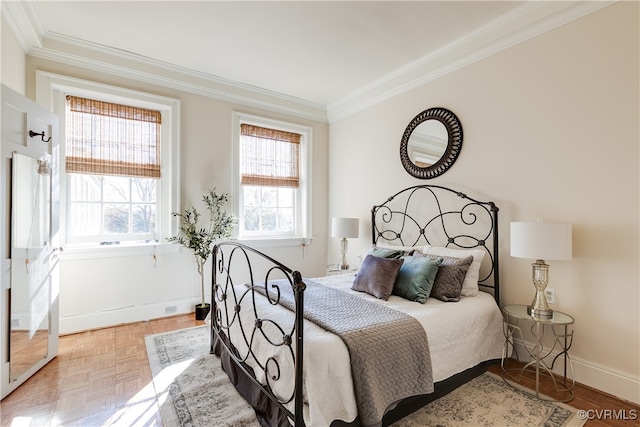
(168, 188, 235, 306)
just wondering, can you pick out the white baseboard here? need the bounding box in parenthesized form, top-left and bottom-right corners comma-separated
(59, 297, 200, 335)
(511, 339, 640, 405)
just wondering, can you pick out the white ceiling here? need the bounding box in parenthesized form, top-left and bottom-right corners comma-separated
(3, 1, 613, 121)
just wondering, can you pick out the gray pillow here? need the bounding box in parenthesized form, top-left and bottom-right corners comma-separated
(417, 253, 473, 302)
(352, 254, 404, 300)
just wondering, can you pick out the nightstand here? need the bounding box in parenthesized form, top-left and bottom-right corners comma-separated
(501, 304, 575, 402)
(326, 264, 358, 276)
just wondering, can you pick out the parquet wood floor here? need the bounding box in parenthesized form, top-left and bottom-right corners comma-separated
(1, 315, 202, 427)
(1, 314, 638, 426)
(487, 362, 639, 426)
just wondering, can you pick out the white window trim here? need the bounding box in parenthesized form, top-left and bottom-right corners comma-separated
(231, 112, 313, 246)
(35, 71, 180, 257)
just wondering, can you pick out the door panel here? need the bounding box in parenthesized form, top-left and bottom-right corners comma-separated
(3, 102, 27, 148)
(1, 84, 59, 400)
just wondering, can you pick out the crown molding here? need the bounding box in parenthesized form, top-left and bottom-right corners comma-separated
(4, 0, 616, 124)
(1, 0, 43, 52)
(326, 0, 617, 122)
(29, 39, 329, 123)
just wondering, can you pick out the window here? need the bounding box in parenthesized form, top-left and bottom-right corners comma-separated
(233, 113, 312, 241)
(65, 96, 160, 244)
(37, 71, 180, 249)
(67, 174, 158, 243)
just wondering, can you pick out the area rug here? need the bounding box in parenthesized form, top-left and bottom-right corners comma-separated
(145, 326, 585, 427)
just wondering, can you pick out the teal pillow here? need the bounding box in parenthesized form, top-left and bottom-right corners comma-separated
(392, 256, 442, 303)
(369, 245, 413, 259)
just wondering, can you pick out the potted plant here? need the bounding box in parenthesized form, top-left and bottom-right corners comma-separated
(168, 188, 235, 320)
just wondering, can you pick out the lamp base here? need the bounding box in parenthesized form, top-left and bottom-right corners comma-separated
(527, 305, 553, 319)
(527, 288, 553, 319)
(528, 260, 554, 319)
(338, 238, 349, 270)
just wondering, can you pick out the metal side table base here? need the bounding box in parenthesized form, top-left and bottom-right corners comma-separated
(501, 304, 575, 403)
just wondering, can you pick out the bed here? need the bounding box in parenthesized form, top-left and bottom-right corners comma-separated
(210, 185, 504, 427)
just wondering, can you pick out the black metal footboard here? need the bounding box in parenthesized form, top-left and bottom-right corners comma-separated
(210, 242, 306, 426)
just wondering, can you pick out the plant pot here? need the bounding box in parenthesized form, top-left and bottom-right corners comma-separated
(195, 303, 210, 321)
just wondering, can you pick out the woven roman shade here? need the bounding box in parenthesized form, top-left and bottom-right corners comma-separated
(240, 124, 300, 188)
(65, 95, 161, 178)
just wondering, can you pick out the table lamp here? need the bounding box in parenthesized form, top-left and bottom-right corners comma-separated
(331, 217, 359, 270)
(510, 221, 572, 318)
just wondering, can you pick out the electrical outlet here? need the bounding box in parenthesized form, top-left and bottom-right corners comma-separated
(545, 288, 556, 304)
(165, 305, 177, 314)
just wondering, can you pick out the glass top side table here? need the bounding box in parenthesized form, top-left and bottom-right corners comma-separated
(502, 304, 575, 402)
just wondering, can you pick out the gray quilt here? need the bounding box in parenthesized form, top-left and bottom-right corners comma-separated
(250, 279, 433, 426)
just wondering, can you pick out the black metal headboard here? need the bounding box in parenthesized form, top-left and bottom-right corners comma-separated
(371, 185, 499, 303)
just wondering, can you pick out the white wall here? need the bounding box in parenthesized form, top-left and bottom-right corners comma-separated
(328, 2, 639, 403)
(0, 15, 26, 94)
(22, 58, 329, 334)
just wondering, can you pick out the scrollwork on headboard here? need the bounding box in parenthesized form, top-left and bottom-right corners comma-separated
(371, 185, 499, 301)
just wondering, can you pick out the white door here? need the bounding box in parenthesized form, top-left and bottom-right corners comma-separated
(1, 84, 60, 399)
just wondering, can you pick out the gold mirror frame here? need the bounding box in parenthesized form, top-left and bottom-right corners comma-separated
(400, 107, 463, 179)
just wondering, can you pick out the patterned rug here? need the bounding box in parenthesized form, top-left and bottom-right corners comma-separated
(145, 326, 585, 427)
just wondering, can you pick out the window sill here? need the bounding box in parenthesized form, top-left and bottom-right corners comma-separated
(60, 237, 313, 261)
(61, 242, 181, 261)
(234, 237, 313, 249)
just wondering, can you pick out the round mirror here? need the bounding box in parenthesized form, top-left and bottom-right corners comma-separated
(400, 107, 463, 179)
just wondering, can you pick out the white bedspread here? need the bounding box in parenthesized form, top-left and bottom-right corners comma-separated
(221, 273, 505, 426)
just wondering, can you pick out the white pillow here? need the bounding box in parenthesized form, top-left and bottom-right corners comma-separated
(421, 245, 485, 296)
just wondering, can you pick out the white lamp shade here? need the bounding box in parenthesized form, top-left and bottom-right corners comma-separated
(510, 221, 572, 261)
(331, 217, 359, 238)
